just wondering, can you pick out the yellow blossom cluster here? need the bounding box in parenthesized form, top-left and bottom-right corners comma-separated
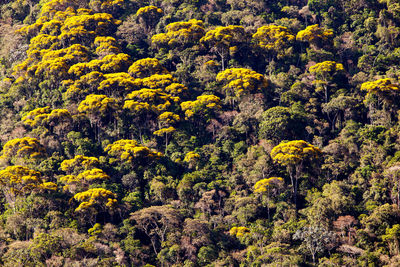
(105, 139, 163, 162)
(229, 226, 250, 238)
(152, 19, 205, 48)
(271, 140, 321, 166)
(22, 107, 71, 128)
(216, 68, 268, 97)
(74, 188, 117, 212)
(252, 25, 295, 56)
(254, 177, 284, 193)
(1, 137, 46, 160)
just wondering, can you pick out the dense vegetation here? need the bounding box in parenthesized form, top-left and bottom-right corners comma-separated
(0, 0, 400, 266)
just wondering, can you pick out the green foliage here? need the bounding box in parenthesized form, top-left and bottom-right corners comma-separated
(258, 106, 307, 142)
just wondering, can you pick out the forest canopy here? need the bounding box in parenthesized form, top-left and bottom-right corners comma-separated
(0, 0, 400, 266)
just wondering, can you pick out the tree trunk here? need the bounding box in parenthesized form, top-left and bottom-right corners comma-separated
(289, 167, 297, 209)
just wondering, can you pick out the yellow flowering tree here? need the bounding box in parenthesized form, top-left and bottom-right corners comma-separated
(153, 112, 180, 154)
(128, 58, 167, 78)
(60, 168, 110, 193)
(67, 53, 131, 78)
(180, 94, 221, 122)
(254, 177, 284, 219)
(131, 73, 176, 90)
(22, 107, 72, 136)
(14, 8, 121, 83)
(183, 151, 200, 169)
(229, 226, 250, 242)
(11, 0, 124, 106)
(78, 94, 119, 139)
(136, 5, 163, 33)
(309, 61, 345, 103)
(124, 89, 179, 114)
(152, 19, 205, 49)
(216, 68, 269, 106)
(200, 25, 247, 70)
(94, 36, 120, 57)
(361, 78, 400, 106)
(361, 78, 400, 124)
(0, 137, 46, 163)
(97, 72, 136, 97)
(296, 24, 334, 48)
(77, 94, 118, 114)
(106, 139, 162, 160)
(0, 166, 57, 207)
(73, 188, 117, 223)
(105, 139, 162, 200)
(60, 155, 100, 175)
(271, 140, 321, 208)
(105, 139, 162, 166)
(123, 88, 180, 140)
(252, 25, 295, 58)
(22, 107, 52, 127)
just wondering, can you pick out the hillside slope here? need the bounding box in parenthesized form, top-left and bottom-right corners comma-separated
(0, 0, 399, 266)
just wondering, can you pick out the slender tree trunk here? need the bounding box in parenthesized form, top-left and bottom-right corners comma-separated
(294, 177, 298, 209)
(267, 187, 270, 220)
(397, 176, 400, 209)
(289, 167, 297, 208)
(150, 237, 158, 255)
(165, 132, 168, 155)
(139, 127, 143, 144)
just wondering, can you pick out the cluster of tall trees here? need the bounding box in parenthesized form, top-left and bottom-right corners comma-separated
(0, 0, 400, 266)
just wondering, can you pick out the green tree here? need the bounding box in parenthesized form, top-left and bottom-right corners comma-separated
(383, 224, 400, 255)
(258, 106, 306, 142)
(304, 181, 355, 226)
